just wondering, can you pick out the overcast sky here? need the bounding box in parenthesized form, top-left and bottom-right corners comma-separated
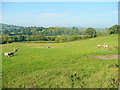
(2, 2, 118, 28)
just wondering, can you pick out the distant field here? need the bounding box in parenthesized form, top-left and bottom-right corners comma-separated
(2, 34, 118, 88)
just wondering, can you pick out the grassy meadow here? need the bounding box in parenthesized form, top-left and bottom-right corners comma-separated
(2, 34, 118, 88)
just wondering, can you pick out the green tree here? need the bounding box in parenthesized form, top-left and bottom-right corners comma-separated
(85, 28, 96, 38)
(55, 36, 67, 42)
(34, 34, 45, 41)
(13, 36, 18, 42)
(96, 31, 102, 36)
(2, 30, 11, 35)
(18, 35, 26, 41)
(108, 25, 120, 34)
(1, 35, 9, 44)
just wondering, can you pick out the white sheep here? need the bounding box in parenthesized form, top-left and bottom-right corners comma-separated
(96, 45, 101, 48)
(4, 48, 19, 57)
(103, 45, 109, 48)
(14, 48, 19, 52)
(4, 52, 14, 57)
(102, 43, 109, 48)
(4, 52, 10, 57)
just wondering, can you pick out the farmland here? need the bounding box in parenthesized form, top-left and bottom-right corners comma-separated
(2, 34, 118, 88)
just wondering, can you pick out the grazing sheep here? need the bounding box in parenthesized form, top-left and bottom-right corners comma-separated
(103, 45, 109, 48)
(48, 46, 51, 48)
(9, 52, 14, 55)
(4, 48, 19, 57)
(4, 52, 10, 57)
(102, 43, 109, 48)
(14, 48, 19, 52)
(4, 52, 14, 57)
(96, 45, 101, 48)
(96, 43, 109, 48)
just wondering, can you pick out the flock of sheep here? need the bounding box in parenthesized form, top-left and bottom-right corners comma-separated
(4, 43, 109, 57)
(4, 48, 19, 57)
(4, 46, 51, 57)
(96, 43, 109, 48)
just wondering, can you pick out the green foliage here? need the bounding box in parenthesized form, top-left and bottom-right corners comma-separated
(55, 35, 83, 43)
(18, 35, 26, 41)
(96, 31, 102, 36)
(12, 36, 18, 42)
(1, 24, 82, 36)
(33, 34, 45, 41)
(84, 28, 97, 38)
(55, 36, 65, 42)
(82, 35, 91, 39)
(1, 24, 119, 44)
(45, 36, 56, 41)
(2, 29, 11, 35)
(108, 25, 120, 34)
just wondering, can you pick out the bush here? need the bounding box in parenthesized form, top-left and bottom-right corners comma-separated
(1, 40, 7, 44)
(108, 25, 120, 34)
(82, 35, 91, 39)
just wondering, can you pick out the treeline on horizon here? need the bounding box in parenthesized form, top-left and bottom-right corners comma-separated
(0, 24, 120, 44)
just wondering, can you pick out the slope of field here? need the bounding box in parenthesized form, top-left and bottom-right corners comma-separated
(2, 34, 118, 88)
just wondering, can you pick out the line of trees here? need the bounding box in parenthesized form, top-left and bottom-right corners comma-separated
(0, 24, 120, 44)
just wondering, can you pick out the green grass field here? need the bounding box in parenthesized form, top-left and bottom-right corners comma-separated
(2, 34, 118, 88)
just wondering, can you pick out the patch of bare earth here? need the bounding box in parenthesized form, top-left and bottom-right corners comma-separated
(88, 55, 120, 59)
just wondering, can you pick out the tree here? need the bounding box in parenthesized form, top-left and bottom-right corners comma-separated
(34, 34, 45, 41)
(108, 25, 120, 34)
(18, 35, 26, 41)
(46, 36, 56, 41)
(31, 28, 38, 35)
(96, 31, 102, 36)
(2, 30, 11, 35)
(85, 28, 96, 38)
(55, 36, 61, 42)
(1, 35, 9, 44)
(13, 36, 18, 42)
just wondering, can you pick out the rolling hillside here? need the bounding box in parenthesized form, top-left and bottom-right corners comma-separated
(2, 34, 118, 88)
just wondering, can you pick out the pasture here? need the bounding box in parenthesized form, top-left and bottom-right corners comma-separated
(2, 34, 118, 88)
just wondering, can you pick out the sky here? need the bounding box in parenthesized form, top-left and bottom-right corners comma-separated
(2, 2, 118, 28)
(1, 0, 119, 2)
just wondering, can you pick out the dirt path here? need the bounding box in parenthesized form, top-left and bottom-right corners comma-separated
(88, 55, 120, 59)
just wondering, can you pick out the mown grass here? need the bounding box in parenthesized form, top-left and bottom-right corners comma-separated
(2, 34, 118, 88)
